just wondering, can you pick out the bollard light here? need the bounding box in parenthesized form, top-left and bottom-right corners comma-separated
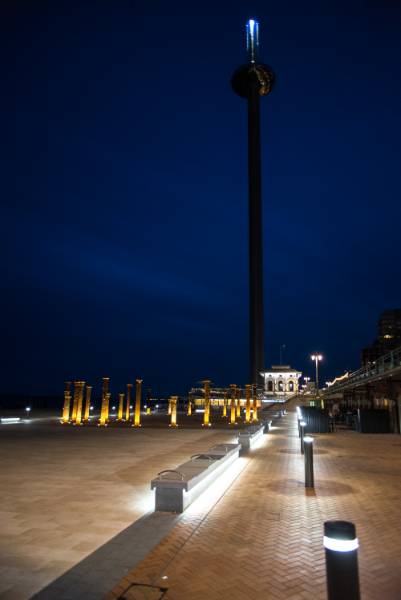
(25, 407, 31, 416)
(324, 521, 360, 600)
(304, 436, 314, 488)
(300, 420, 306, 454)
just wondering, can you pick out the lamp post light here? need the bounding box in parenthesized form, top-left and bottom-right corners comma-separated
(310, 354, 323, 398)
(25, 406, 31, 419)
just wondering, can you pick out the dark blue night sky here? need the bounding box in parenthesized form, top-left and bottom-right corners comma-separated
(3, 1, 401, 397)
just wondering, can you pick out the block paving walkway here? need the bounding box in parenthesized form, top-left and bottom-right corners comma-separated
(106, 402, 401, 600)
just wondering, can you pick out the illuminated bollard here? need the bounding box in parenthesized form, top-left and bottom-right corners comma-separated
(133, 379, 142, 427)
(83, 385, 92, 422)
(99, 377, 110, 426)
(118, 393, 124, 421)
(169, 395, 178, 427)
(304, 436, 314, 488)
(61, 381, 72, 423)
(252, 384, 258, 422)
(300, 420, 306, 454)
(324, 521, 360, 600)
(245, 384, 252, 423)
(74, 381, 85, 425)
(229, 384, 237, 425)
(222, 390, 227, 418)
(126, 383, 132, 421)
(146, 406, 151, 414)
(202, 379, 211, 427)
(187, 397, 192, 416)
(236, 388, 241, 418)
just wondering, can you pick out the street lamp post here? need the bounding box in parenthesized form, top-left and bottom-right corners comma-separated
(311, 354, 323, 408)
(231, 20, 275, 385)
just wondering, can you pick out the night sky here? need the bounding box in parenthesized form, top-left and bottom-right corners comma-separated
(3, 1, 401, 397)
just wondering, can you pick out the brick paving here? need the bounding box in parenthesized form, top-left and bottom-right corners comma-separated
(105, 402, 401, 600)
(0, 420, 235, 600)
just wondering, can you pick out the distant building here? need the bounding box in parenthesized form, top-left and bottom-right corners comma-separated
(260, 365, 302, 396)
(362, 309, 401, 366)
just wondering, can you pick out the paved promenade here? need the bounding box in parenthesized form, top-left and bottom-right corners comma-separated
(106, 404, 401, 600)
(0, 420, 235, 599)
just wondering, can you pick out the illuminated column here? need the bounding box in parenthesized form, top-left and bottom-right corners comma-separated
(99, 377, 110, 426)
(230, 384, 237, 425)
(61, 381, 72, 423)
(252, 383, 258, 422)
(118, 393, 124, 420)
(169, 395, 178, 427)
(74, 381, 85, 425)
(236, 387, 241, 418)
(245, 384, 252, 423)
(187, 396, 192, 416)
(126, 383, 132, 421)
(222, 390, 228, 417)
(202, 379, 211, 427)
(83, 385, 92, 422)
(133, 379, 142, 427)
(71, 382, 80, 422)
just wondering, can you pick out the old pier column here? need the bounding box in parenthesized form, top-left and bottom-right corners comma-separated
(133, 379, 142, 427)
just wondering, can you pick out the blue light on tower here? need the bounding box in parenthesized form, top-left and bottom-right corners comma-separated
(246, 19, 259, 63)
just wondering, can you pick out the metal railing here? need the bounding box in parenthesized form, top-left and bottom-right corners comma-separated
(324, 346, 401, 394)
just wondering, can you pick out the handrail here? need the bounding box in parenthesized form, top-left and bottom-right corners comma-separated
(324, 345, 401, 393)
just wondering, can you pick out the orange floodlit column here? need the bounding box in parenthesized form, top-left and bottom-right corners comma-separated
(99, 377, 110, 426)
(202, 380, 211, 427)
(74, 381, 85, 425)
(118, 393, 124, 421)
(230, 384, 237, 425)
(61, 381, 72, 423)
(133, 379, 142, 427)
(83, 385, 92, 422)
(169, 396, 178, 427)
(126, 383, 132, 421)
(245, 384, 252, 423)
(71, 382, 80, 422)
(222, 390, 228, 417)
(236, 388, 241, 418)
(252, 384, 259, 422)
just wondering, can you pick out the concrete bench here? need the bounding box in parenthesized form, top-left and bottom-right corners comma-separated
(151, 443, 241, 513)
(237, 424, 265, 451)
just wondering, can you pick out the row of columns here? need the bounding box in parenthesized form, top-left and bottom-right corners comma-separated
(62, 378, 143, 427)
(62, 379, 261, 429)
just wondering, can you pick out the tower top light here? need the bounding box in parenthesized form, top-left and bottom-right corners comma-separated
(246, 19, 259, 64)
